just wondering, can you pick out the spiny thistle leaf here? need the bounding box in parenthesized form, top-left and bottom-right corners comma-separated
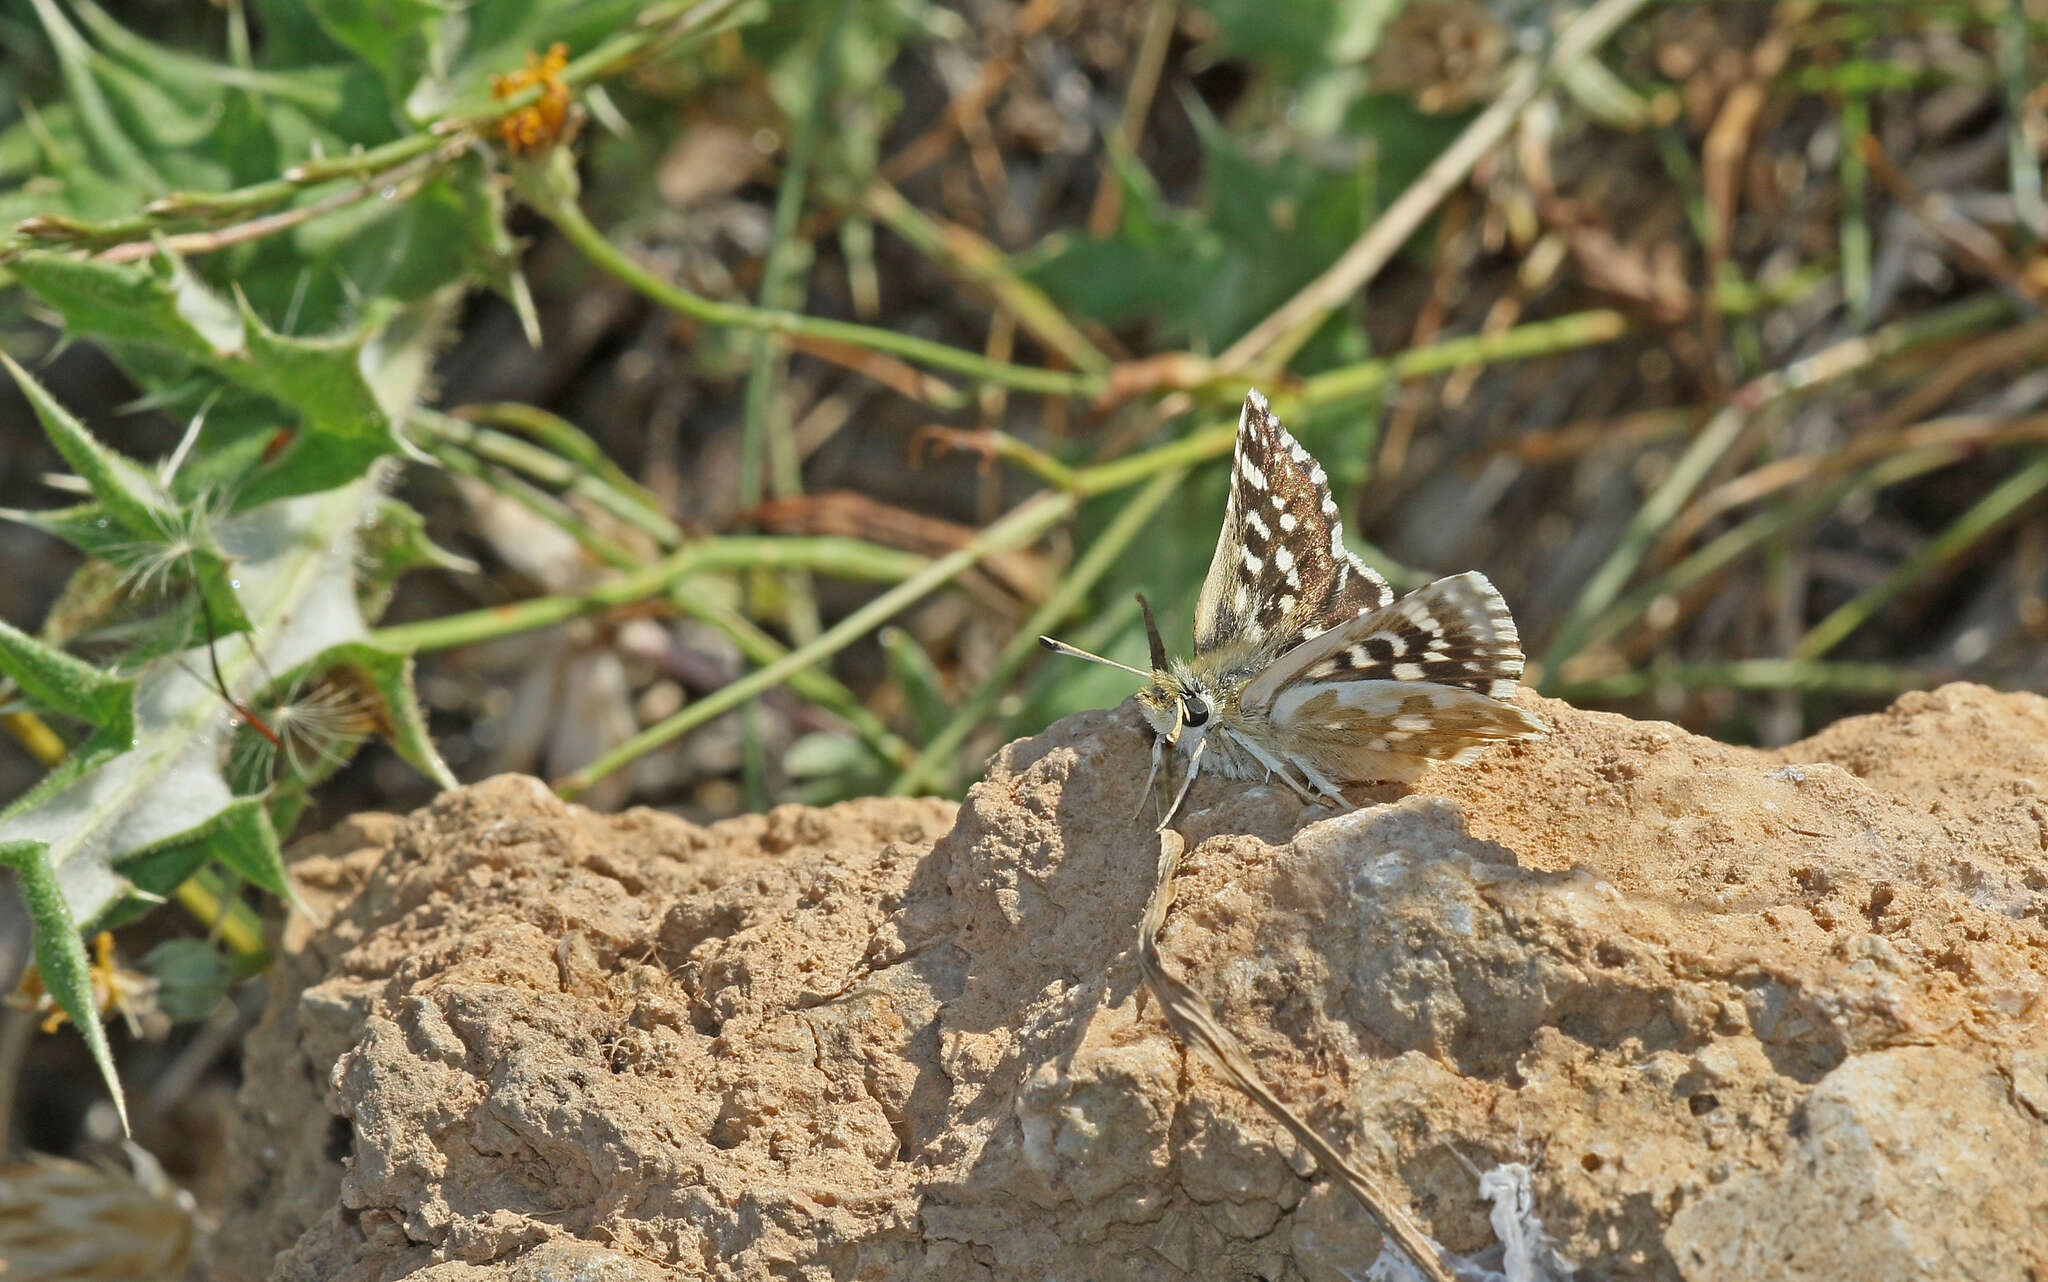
(320, 640, 455, 790)
(106, 797, 292, 929)
(0, 616, 131, 736)
(0, 351, 171, 542)
(354, 498, 478, 621)
(0, 360, 254, 641)
(8, 253, 405, 507)
(0, 841, 128, 1135)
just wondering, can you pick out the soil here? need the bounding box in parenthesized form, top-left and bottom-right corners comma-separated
(211, 683, 2048, 1281)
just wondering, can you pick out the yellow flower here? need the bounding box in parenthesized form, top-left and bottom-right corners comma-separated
(12, 932, 156, 1035)
(493, 43, 572, 154)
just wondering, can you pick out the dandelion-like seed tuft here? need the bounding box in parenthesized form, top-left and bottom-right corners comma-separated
(229, 671, 378, 786)
(98, 487, 232, 604)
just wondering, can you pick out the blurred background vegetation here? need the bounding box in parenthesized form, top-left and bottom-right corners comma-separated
(0, 0, 2043, 1260)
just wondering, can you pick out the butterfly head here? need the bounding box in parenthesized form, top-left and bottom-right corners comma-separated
(1127, 591, 1210, 747)
(1131, 668, 1216, 749)
(1037, 593, 1218, 748)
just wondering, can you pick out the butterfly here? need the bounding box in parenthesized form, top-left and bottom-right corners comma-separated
(1042, 388, 1544, 827)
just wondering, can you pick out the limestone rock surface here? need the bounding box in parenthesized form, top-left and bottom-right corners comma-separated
(212, 684, 2048, 1281)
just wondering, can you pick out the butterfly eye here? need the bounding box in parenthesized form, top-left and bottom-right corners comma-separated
(1181, 694, 1209, 727)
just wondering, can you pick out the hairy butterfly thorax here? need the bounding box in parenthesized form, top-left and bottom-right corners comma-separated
(1041, 389, 1544, 829)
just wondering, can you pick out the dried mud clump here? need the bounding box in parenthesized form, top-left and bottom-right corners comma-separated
(213, 683, 2048, 1281)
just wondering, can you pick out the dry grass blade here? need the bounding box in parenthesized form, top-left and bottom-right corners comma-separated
(1138, 830, 1458, 1282)
(1680, 411, 2048, 540)
(748, 491, 1051, 609)
(783, 333, 966, 408)
(1213, 0, 1656, 376)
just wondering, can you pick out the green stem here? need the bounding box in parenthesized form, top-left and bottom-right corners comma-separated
(1794, 452, 2048, 660)
(556, 492, 1079, 799)
(442, 403, 681, 544)
(889, 465, 1187, 796)
(864, 180, 1112, 375)
(1839, 92, 1872, 330)
(370, 536, 930, 653)
(673, 594, 915, 769)
(419, 430, 642, 570)
(736, 1, 850, 803)
(530, 167, 1100, 399)
(1300, 308, 1631, 404)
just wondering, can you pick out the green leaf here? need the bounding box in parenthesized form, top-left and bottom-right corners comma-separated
(142, 938, 236, 1022)
(69, 0, 349, 117)
(23, 0, 159, 190)
(0, 615, 132, 735)
(0, 351, 170, 540)
(1191, 0, 1399, 79)
(117, 796, 289, 904)
(0, 840, 128, 1134)
(304, 0, 449, 117)
(8, 253, 406, 506)
(9, 251, 243, 360)
(354, 498, 476, 622)
(0, 355, 254, 637)
(231, 295, 402, 506)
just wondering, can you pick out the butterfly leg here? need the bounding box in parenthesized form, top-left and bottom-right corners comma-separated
(1155, 736, 1208, 832)
(1223, 730, 1322, 804)
(1288, 755, 1349, 807)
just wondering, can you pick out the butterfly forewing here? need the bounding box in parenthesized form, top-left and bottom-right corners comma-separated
(1192, 392, 1391, 663)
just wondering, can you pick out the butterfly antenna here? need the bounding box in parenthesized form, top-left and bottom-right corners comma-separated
(1037, 635, 1151, 678)
(1135, 593, 1169, 673)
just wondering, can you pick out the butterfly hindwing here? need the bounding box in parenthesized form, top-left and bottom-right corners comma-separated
(1243, 571, 1534, 711)
(1250, 572, 1544, 781)
(1191, 392, 1391, 660)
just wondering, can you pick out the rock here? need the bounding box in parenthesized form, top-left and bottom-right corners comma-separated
(211, 684, 2048, 1281)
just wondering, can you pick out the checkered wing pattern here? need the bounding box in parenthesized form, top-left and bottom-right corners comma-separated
(1191, 391, 1391, 662)
(1295, 571, 1525, 699)
(1241, 571, 1545, 775)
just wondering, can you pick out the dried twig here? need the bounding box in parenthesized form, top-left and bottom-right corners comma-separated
(1137, 830, 1458, 1282)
